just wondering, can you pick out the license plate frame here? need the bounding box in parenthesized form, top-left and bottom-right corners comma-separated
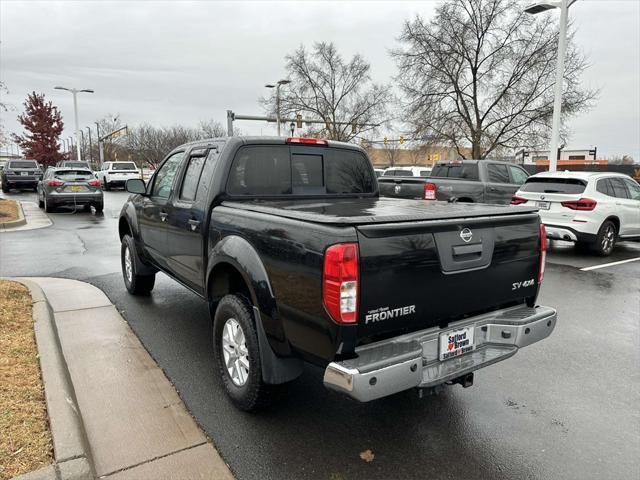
(439, 326, 475, 361)
(20, 172, 28, 176)
(536, 201, 550, 210)
(70, 185, 82, 192)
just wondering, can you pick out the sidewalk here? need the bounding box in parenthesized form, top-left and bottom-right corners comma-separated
(0, 201, 52, 232)
(13, 277, 234, 480)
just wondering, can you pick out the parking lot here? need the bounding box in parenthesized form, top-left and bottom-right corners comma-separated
(1, 189, 638, 480)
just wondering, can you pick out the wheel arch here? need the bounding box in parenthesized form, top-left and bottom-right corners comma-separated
(207, 235, 302, 384)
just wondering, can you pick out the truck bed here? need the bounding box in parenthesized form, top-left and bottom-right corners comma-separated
(223, 197, 537, 225)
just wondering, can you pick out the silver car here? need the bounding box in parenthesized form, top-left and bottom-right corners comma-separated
(37, 167, 103, 213)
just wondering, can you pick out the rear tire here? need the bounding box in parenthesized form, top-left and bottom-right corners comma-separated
(592, 220, 617, 256)
(38, 192, 44, 208)
(213, 294, 282, 412)
(44, 195, 54, 213)
(121, 234, 155, 295)
(104, 180, 111, 191)
(94, 202, 104, 213)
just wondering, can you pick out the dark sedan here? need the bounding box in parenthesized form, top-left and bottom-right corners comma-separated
(37, 168, 103, 213)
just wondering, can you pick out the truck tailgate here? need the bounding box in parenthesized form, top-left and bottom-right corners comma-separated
(355, 212, 541, 342)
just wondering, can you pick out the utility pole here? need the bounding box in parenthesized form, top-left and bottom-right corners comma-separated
(86, 126, 93, 163)
(95, 122, 105, 165)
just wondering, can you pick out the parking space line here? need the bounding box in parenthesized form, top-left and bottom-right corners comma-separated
(580, 257, 640, 271)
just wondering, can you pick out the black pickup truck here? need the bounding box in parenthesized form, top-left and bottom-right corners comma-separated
(378, 159, 530, 204)
(119, 137, 556, 411)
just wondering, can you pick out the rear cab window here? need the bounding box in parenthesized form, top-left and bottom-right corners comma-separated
(226, 145, 375, 196)
(487, 164, 510, 183)
(431, 163, 479, 180)
(520, 177, 586, 194)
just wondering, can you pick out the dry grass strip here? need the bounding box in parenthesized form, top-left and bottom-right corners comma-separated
(0, 199, 19, 224)
(0, 280, 53, 479)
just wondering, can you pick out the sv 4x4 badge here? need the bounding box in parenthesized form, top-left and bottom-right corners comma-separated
(512, 278, 535, 290)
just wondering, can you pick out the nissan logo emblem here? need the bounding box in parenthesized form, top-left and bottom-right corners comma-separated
(460, 228, 473, 243)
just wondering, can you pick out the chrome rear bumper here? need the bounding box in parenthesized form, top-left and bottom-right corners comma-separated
(323, 305, 556, 402)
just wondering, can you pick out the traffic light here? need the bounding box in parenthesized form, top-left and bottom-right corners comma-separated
(399, 135, 405, 144)
(383, 136, 388, 146)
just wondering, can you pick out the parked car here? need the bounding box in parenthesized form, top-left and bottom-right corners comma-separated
(512, 171, 640, 255)
(373, 168, 385, 178)
(97, 161, 141, 190)
(382, 166, 432, 177)
(56, 160, 92, 170)
(1, 159, 43, 192)
(118, 136, 556, 412)
(37, 167, 103, 213)
(379, 159, 529, 204)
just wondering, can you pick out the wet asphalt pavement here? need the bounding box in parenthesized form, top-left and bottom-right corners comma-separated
(1, 190, 638, 480)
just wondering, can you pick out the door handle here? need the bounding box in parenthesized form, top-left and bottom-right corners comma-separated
(159, 212, 168, 222)
(488, 187, 498, 192)
(188, 219, 200, 231)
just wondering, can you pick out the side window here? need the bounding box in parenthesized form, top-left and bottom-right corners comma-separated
(227, 146, 290, 195)
(487, 164, 510, 183)
(179, 152, 207, 201)
(509, 166, 529, 185)
(622, 178, 640, 200)
(151, 152, 185, 199)
(596, 179, 614, 197)
(609, 178, 630, 199)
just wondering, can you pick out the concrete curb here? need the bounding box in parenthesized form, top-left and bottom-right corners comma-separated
(11, 279, 95, 480)
(0, 199, 26, 230)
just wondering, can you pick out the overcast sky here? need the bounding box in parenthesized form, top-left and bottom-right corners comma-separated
(1, 0, 639, 159)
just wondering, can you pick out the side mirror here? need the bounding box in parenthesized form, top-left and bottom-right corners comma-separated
(126, 178, 147, 195)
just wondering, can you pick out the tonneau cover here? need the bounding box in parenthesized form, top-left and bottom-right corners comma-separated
(223, 197, 537, 225)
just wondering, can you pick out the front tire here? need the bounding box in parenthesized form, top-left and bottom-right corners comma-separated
(592, 220, 617, 256)
(104, 180, 111, 191)
(2, 183, 9, 193)
(121, 234, 155, 295)
(213, 294, 280, 412)
(38, 191, 44, 208)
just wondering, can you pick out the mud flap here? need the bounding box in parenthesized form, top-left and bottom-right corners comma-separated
(253, 307, 303, 384)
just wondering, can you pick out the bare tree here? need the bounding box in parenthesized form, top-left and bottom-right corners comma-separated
(0, 81, 14, 149)
(393, 0, 596, 159)
(128, 124, 200, 167)
(264, 42, 391, 142)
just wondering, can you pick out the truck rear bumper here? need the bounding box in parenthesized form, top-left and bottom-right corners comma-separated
(323, 304, 556, 402)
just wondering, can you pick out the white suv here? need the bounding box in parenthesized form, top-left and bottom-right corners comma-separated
(97, 162, 141, 191)
(512, 171, 640, 255)
(382, 166, 432, 177)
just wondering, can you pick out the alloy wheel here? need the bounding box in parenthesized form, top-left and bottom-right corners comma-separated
(124, 246, 133, 283)
(221, 318, 250, 387)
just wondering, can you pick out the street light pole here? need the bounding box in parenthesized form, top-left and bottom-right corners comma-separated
(525, 0, 576, 172)
(265, 79, 291, 136)
(54, 86, 94, 162)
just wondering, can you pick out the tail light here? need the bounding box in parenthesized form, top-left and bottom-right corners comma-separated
(286, 137, 328, 146)
(561, 198, 597, 211)
(88, 179, 101, 186)
(538, 224, 547, 284)
(323, 243, 359, 324)
(47, 179, 64, 187)
(511, 195, 528, 205)
(423, 182, 437, 200)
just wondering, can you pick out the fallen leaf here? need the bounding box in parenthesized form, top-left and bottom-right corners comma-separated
(359, 449, 375, 463)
